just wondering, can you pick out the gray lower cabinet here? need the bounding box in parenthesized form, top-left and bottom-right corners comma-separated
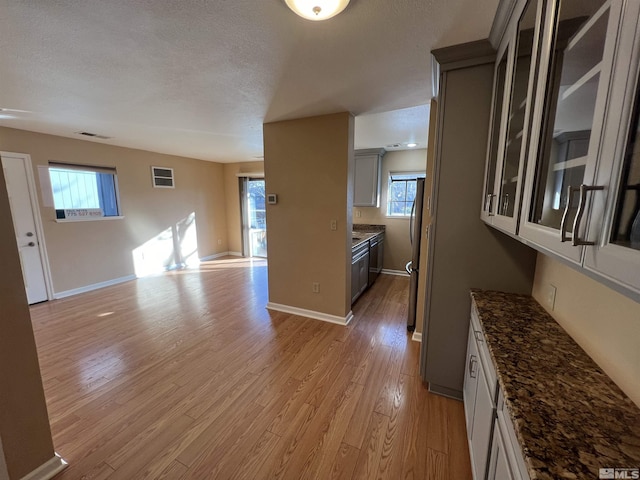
(351, 242, 369, 304)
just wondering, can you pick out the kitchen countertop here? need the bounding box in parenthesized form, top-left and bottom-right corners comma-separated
(470, 289, 640, 480)
(352, 225, 385, 249)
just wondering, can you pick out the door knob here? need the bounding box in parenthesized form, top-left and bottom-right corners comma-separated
(28, 242, 35, 247)
(26, 232, 34, 237)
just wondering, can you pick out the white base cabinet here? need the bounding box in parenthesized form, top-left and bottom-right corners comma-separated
(464, 309, 529, 480)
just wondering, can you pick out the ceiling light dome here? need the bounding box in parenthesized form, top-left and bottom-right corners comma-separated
(285, 0, 350, 21)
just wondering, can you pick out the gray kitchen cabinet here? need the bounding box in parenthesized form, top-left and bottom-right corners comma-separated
(354, 149, 385, 207)
(351, 241, 369, 304)
(482, 0, 542, 235)
(483, 0, 640, 301)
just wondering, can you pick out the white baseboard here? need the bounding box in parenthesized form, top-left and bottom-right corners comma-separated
(411, 332, 422, 342)
(381, 269, 409, 277)
(20, 453, 67, 480)
(200, 251, 243, 261)
(53, 274, 136, 300)
(266, 302, 353, 326)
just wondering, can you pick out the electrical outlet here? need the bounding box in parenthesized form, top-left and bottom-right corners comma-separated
(546, 284, 557, 310)
(356, 210, 361, 218)
(217, 239, 222, 245)
(330, 219, 337, 231)
(312, 282, 320, 293)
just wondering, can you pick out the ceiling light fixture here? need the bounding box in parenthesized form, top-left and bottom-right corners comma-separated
(407, 143, 418, 148)
(284, 0, 350, 21)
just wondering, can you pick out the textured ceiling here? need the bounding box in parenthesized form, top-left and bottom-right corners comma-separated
(0, 0, 498, 162)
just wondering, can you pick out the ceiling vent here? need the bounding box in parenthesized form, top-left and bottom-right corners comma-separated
(75, 131, 112, 140)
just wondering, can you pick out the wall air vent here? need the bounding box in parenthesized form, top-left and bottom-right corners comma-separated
(151, 166, 175, 189)
(75, 131, 112, 140)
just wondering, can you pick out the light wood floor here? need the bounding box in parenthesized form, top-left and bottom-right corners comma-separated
(30, 257, 472, 480)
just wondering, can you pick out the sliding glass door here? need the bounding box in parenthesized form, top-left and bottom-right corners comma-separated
(240, 178, 267, 257)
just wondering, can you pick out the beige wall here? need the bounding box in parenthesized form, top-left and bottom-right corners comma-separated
(0, 127, 229, 293)
(223, 161, 265, 255)
(354, 149, 428, 271)
(0, 166, 55, 479)
(532, 254, 640, 407)
(264, 112, 354, 318)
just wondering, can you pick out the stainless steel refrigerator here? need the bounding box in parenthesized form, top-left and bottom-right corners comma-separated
(406, 177, 425, 331)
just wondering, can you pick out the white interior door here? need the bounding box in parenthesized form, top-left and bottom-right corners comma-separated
(1, 154, 49, 304)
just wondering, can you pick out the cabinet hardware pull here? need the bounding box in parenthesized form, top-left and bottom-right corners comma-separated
(502, 193, 509, 213)
(474, 331, 484, 342)
(560, 186, 580, 243)
(572, 184, 605, 246)
(486, 194, 496, 216)
(469, 355, 478, 379)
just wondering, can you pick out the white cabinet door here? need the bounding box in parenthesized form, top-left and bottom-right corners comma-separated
(463, 326, 480, 434)
(470, 363, 495, 480)
(354, 153, 381, 207)
(582, 1, 640, 297)
(519, 0, 623, 263)
(487, 420, 516, 480)
(492, 0, 544, 235)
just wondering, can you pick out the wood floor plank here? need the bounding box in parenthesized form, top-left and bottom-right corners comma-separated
(27, 260, 472, 480)
(351, 412, 389, 480)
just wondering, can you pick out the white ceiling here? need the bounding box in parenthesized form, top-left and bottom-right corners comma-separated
(0, 0, 498, 163)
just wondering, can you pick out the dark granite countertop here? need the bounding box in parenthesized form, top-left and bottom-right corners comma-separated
(470, 290, 640, 480)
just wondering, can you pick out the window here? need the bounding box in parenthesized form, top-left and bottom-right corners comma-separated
(49, 163, 121, 220)
(387, 172, 425, 217)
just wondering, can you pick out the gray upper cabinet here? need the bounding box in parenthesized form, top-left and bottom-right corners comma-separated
(484, 0, 640, 300)
(520, 0, 617, 263)
(582, 1, 640, 295)
(482, 0, 543, 234)
(354, 149, 385, 207)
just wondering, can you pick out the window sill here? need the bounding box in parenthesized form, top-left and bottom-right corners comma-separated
(55, 216, 125, 223)
(385, 215, 412, 219)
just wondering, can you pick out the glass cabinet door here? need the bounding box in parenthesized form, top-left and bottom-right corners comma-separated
(583, 0, 640, 296)
(482, 49, 510, 221)
(493, 0, 542, 232)
(520, 0, 616, 262)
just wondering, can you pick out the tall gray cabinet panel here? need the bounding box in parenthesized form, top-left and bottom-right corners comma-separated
(420, 41, 537, 398)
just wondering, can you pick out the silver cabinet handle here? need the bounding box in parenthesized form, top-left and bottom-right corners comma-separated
(405, 261, 412, 275)
(485, 193, 496, 216)
(469, 355, 478, 379)
(474, 330, 484, 342)
(571, 184, 604, 246)
(560, 186, 580, 243)
(502, 193, 509, 213)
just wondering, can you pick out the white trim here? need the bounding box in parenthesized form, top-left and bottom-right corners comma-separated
(55, 215, 124, 223)
(199, 251, 243, 261)
(53, 274, 136, 299)
(411, 332, 422, 342)
(266, 302, 353, 326)
(381, 269, 409, 277)
(19, 453, 67, 480)
(1, 151, 55, 302)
